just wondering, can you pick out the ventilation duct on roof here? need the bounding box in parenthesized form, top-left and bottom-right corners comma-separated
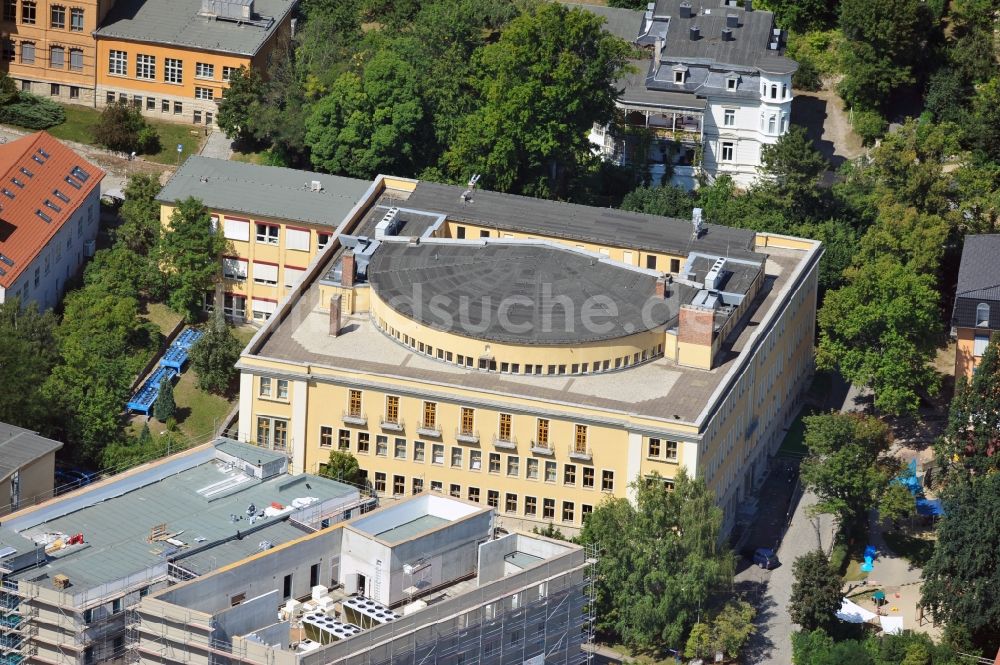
(745, 0, 753, 11)
(726, 13, 739, 28)
(689, 25, 700, 40)
(200, 0, 252, 20)
(678, 1, 692, 19)
(721, 27, 734, 41)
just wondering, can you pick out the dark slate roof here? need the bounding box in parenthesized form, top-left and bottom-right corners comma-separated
(655, 0, 796, 73)
(0, 423, 63, 481)
(952, 235, 1000, 328)
(367, 241, 682, 345)
(157, 156, 372, 227)
(405, 181, 758, 259)
(617, 60, 707, 109)
(94, 0, 295, 56)
(560, 2, 644, 42)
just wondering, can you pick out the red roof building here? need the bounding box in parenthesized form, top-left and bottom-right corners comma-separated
(0, 132, 105, 310)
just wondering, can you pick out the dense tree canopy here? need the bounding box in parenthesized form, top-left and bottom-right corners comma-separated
(936, 337, 1000, 475)
(158, 197, 227, 322)
(189, 309, 242, 395)
(788, 550, 842, 632)
(0, 299, 59, 433)
(580, 471, 733, 652)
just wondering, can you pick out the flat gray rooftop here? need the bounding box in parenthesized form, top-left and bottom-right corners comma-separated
(157, 156, 372, 227)
(0, 423, 62, 482)
(372, 515, 449, 544)
(561, 2, 644, 42)
(8, 449, 357, 591)
(404, 181, 757, 260)
(367, 241, 677, 344)
(95, 0, 294, 56)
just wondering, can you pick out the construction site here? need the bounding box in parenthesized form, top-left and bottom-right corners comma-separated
(0, 440, 372, 665)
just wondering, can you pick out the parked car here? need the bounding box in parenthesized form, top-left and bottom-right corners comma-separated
(54, 468, 97, 495)
(751, 547, 780, 570)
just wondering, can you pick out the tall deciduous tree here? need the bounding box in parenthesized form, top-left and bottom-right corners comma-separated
(816, 256, 942, 415)
(921, 473, 1000, 650)
(711, 601, 756, 659)
(788, 550, 842, 632)
(189, 309, 242, 395)
(0, 299, 59, 433)
(443, 3, 630, 198)
(216, 66, 265, 144)
(320, 449, 365, 486)
(799, 412, 900, 525)
(158, 197, 226, 322)
(579, 471, 733, 651)
(115, 173, 162, 256)
(936, 336, 1000, 475)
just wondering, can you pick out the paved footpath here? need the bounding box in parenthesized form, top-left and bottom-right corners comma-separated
(199, 129, 234, 160)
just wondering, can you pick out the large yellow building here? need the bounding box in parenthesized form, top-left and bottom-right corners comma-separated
(94, 0, 294, 125)
(0, 0, 113, 104)
(235, 175, 823, 535)
(157, 155, 371, 321)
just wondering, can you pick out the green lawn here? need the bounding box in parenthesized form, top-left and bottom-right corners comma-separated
(29, 103, 205, 164)
(130, 368, 232, 443)
(777, 407, 815, 458)
(141, 302, 184, 338)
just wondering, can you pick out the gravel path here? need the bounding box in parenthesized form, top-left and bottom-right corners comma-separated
(792, 79, 865, 170)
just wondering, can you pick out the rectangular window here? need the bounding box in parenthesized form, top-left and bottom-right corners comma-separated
(385, 395, 399, 423)
(109, 49, 126, 75)
(562, 501, 575, 523)
(430, 481, 442, 493)
(374, 472, 386, 493)
(543, 498, 555, 519)
(536, 418, 549, 445)
(317, 233, 331, 250)
(338, 429, 350, 451)
(583, 466, 595, 488)
(1, 39, 12, 61)
(255, 223, 279, 244)
(136, 54, 155, 79)
(648, 438, 660, 457)
(727, 77, 737, 90)
(468, 486, 480, 502)
(277, 379, 288, 399)
(195, 62, 214, 79)
(164, 57, 183, 83)
(393, 475, 405, 496)
(574, 424, 588, 453)
(49, 83, 59, 97)
(724, 109, 735, 126)
(49, 4, 63, 28)
(376, 435, 388, 457)
(70, 6, 82, 30)
(507, 456, 519, 477)
(721, 141, 734, 161)
(20, 0, 34, 24)
(285, 227, 309, 251)
(451, 446, 463, 467)
(489, 452, 501, 473)
(414, 440, 425, 462)
(974, 334, 990, 357)
(223, 218, 250, 241)
(49, 46, 64, 68)
(259, 377, 271, 397)
(498, 413, 512, 441)
(174, 101, 182, 114)
(348, 389, 362, 417)
(449, 483, 461, 498)
(20, 41, 33, 63)
(222, 65, 236, 81)
(394, 438, 406, 459)
(412, 477, 423, 494)
(469, 448, 481, 470)
(252, 261, 278, 286)
(525, 496, 537, 516)
(505, 493, 517, 514)
(564, 464, 576, 485)
(422, 401, 437, 428)
(487, 490, 499, 508)
(69, 48, 82, 71)
(544, 461, 557, 483)
(195, 86, 214, 100)
(665, 440, 678, 460)
(460, 407, 474, 435)
(527, 458, 539, 479)
(222, 257, 247, 280)
(602, 470, 615, 492)
(256, 416, 287, 451)
(319, 426, 333, 448)
(432, 443, 444, 465)
(162, 99, 169, 112)
(357, 432, 369, 454)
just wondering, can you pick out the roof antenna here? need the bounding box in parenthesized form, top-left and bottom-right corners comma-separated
(461, 173, 481, 204)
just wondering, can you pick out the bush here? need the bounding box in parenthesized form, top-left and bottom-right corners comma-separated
(793, 56, 823, 92)
(0, 94, 66, 129)
(852, 109, 888, 146)
(94, 101, 156, 154)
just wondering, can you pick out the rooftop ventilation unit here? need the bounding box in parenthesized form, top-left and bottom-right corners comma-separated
(704, 257, 727, 291)
(689, 25, 700, 40)
(200, 0, 252, 20)
(691, 208, 704, 238)
(726, 13, 739, 28)
(258, 540, 273, 551)
(745, 0, 753, 10)
(721, 27, 734, 41)
(310, 180, 322, 192)
(678, 1, 692, 19)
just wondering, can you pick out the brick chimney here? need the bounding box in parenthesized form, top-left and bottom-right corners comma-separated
(329, 294, 342, 337)
(341, 251, 355, 287)
(678, 305, 714, 346)
(655, 277, 667, 299)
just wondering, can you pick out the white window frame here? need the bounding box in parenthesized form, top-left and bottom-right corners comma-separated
(726, 77, 737, 90)
(723, 109, 735, 127)
(284, 265, 305, 288)
(194, 86, 214, 100)
(108, 49, 126, 76)
(256, 223, 279, 245)
(222, 257, 247, 280)
(974, 334, 990, 357)
(223, 218, 250, 242)
(721, 141, 734, 162)
(136, 53, 155, 80)
(252, 298, 277, 321)
(164, 57, 183, 84)
(252, 262, 278, 286)
(195, 62, 214, 79)
(285, 227, 310, 252)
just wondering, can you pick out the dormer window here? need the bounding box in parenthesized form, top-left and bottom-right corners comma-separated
(727, 77, 737, 91)
(672, 64, 688, 85)
(977, 303, 990, 327)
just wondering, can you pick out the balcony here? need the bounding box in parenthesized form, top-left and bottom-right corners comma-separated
(455, 428, 480, 445)
(379, 417, 405, 433)
(416, 422, 442, 439)
(568, 445, 592, 462)
(493, 435, 517, 451)
(342, 410, 367, 427)
(530, 440, 554, 456)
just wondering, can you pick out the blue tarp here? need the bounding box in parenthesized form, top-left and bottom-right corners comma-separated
(126, 366, 177, 414)
(916, 498, 944, 517)
(173, 327, 204, 351)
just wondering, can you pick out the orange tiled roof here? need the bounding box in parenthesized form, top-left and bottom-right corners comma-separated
(0, 132, 105, 290)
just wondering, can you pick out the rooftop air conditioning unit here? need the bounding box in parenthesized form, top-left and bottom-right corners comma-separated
(310, 180, 322, 192)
